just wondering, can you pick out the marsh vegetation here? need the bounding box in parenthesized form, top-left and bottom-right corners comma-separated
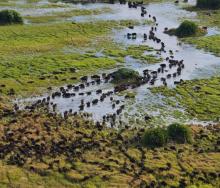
(197, 0, 220, 9)
(0, 0, 220, 187)
(0, 9, 23, 25)
(165, 20, 206, 37)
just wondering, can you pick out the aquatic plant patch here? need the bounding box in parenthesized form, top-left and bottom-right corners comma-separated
(151, 77, 220, 121)
(183, 35, 220, 56)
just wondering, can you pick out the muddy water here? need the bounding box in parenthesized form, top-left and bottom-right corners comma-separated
(16, 1, 220, 126)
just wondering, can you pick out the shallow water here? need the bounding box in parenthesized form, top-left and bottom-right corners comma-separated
(0, 1, 109, 17)
(71, 2, 220, 83)
(114, 2, 220, 83)
(16, 1, 220, 126)
(70, 3, 147, 22)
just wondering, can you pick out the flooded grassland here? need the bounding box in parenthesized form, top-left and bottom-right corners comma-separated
(0, 0, 220, 187)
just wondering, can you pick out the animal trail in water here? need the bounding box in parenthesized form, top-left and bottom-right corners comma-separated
(126, 1, 185, 87)
(16, 2, 194, 127)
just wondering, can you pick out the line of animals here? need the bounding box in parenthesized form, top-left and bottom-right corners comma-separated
(126, 1, 185, 86)
(16, 1, 189, 127)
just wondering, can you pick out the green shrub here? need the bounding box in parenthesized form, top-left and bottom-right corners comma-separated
(167, 123, 192, 144)
(176, 20, 198, 37)
(111, 68, 141, 83)
(142, 128, 168, 148)
(197, 0, 220, 9)
(0, 10, 23, 25)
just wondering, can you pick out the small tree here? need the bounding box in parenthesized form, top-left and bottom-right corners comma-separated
(0, 10, 23, 25)
(167, 123, 192, 144)
(197, 0, 220, 9)
(142, 128, 168, 148)
(176, 20, 198, 37)
(111, 68, 141, 83)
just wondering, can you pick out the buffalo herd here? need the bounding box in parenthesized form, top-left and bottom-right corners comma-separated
(15, 1, 189, 127)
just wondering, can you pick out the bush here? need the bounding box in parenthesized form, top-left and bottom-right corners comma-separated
(111, 68, 141, 83)
(142, 128, 168, 148)
(0, 10, 23, 25)
(197, 0, 220, 9)
(167, 123, 192, 144)
(176, 20, 198, 37)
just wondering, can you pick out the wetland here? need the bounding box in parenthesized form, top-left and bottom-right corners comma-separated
(0, 0, 220, 187)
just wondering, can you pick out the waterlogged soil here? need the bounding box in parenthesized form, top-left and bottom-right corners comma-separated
(151, 77, 220, 122)
(14, 0, 220, 126)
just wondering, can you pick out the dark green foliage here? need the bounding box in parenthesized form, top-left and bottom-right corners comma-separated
(197, 0, 220, 9)
(167, 123, 192, 144)
(143, 128, 168, 148)
(143, 123, 192, 148)
(176, 20, 198, 37)
(111, 68, 141, 83)
(0, 10, 23, 25)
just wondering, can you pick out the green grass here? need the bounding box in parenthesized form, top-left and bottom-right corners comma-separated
(0, 53, 117, 96)
(0, 21, 116, 96)
(104, 45, 161, 64)
(0, 20, 149, 96)
(0, 21, 119, 56)
(0, 19, 158, 96)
